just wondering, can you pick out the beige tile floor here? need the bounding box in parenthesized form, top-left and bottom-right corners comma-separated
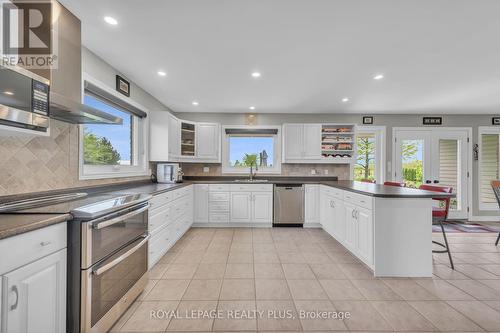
(110, 227, 500, 332)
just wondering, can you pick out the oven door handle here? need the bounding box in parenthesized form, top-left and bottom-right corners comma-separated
(92, 234, 150, 276)
(92, 204, 150, 230)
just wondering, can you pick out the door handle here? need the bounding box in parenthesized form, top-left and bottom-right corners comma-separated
(425, 180, 432, 184)
(433, 180, 440, 184)
(10, 285, 19, 311)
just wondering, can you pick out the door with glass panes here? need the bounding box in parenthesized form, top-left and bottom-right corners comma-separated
(393, 128, 469, 219)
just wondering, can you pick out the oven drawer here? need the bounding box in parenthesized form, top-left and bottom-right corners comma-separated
(83, 203, 149, 268)
(82, 235, 148, 331)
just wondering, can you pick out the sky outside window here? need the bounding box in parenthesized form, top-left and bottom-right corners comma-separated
(229, 136, 274, 167)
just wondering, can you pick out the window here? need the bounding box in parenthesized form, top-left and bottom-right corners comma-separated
(222, 126, 281, 174)
(479, 127, 500, 210)
(79, 79, 148, 179)
(354, 127, 386, 183)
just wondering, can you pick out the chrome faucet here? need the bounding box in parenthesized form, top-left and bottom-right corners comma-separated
(249, 161, 258, 181)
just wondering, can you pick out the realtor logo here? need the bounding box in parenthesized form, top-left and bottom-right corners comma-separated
(1, 1, 57, 69)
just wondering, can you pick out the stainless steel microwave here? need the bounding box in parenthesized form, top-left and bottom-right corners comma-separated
(0, 65, 50, 132)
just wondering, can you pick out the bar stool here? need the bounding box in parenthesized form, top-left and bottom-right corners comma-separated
(419, 184, 454, 269)
(490, 181, 500, 246)
(383, 181, 406, 187)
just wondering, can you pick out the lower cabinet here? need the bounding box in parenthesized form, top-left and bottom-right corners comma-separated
(230, 191, 272, 224)
(2, 250, 66, 333)
(252, 192, 273, 223)
(320, 185, 374, 268)
(194, 184, 209, 223)
(148, 186, 194, 267)
(0, 223, 67, 333)
(305, 184, 320, 225)
(230, 192, 252, 223)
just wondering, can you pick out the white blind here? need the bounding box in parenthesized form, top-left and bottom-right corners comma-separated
(480, 134, 499, 203)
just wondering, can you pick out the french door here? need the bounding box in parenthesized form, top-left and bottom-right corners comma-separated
(393, 128, 470, 219)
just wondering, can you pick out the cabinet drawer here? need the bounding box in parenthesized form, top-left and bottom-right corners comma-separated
(209, 202, 230, 212)
(343, 191, 373, 210)
(209, 192, 230, 201)
(209, 213, 230, 222)
(150, 191, 173, 211)
(321, 185, 343, 199)
(149, 205, 172, 234)
(230, 184, 273, 192)
(0, 222, 67, 275)
(209, 184, 230, 192)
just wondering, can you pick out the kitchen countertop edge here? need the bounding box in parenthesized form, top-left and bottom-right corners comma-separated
(0, 213, 71, 240)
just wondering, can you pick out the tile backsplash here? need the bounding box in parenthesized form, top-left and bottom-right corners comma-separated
(0, 119, 149, 196)
(179, 163, 350, 179)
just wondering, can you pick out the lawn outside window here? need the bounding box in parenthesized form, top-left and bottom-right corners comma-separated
(221, 125, 282, 174)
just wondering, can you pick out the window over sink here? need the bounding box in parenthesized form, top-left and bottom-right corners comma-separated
(79, 78, 148, 180)
(221, 126, 281, 174)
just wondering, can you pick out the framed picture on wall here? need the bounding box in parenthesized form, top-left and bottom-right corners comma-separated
(492, 117, 500, 125)
(116, 75, 130, 97)
(362, 116, 373, 124)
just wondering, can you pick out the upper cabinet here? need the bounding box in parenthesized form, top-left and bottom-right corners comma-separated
(149, 112, 220, 163)
(283, 123, 356, 164)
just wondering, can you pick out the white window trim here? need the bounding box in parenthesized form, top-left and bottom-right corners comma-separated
(79, 73, 149, 180)
(221, 125, 282, 175)
(478, 126, 500, 211)
(356, 126, 386, 184)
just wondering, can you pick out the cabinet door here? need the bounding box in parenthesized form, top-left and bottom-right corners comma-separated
(283, 124, 304, 160)
(168, 115, 181, 159)
(196, 123, 219, 160)
(333, 198, 346, 242)
(303, 124, 321, 159)
(356, 207, 373, 265)
(305, 185, 319, 224)
(230, 192, 252, 223)
(194, 184, 209, 223)
(252, 192, 273, 223)
(2, 249, 66, 333)
(149, 110, 170, 161)
(343, 203, 357, 251)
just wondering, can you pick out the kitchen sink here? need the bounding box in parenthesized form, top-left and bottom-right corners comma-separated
(233, 179, 270, 183)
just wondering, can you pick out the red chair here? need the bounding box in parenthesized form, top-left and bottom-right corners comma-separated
(361, 179, 376, 183)
(383, 181, 406, 187)
(419, 184, 454, 269)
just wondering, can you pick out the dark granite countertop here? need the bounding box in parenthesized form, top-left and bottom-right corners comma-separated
(0, 213, 70, 240)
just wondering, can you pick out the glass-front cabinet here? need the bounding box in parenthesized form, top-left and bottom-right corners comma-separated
(180, 121, 196, 157)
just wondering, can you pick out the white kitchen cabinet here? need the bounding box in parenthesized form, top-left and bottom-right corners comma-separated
(305, 184, 320, 226)
(252, 192, 273, 223)
(283, 124, 304, 160)
(194, 184, 209, 223)
(196, 123, 220, 162)
(343, 202, 358, 252)
(149, 110, 171, 161)
(331, 197, 345, 242)
(230, 192, 252, 223)
(303, 124, 322, 159)
(356, 206, 373, 266)
(2, 249, 66, 333)
(168, 114, 181, 159)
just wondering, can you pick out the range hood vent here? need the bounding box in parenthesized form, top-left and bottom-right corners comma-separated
(49, 91, 123, 125)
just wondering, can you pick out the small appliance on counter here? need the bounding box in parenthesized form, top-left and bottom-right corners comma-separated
(156, 163, 183, 183)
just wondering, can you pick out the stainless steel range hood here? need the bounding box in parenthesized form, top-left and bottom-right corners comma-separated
(49, 91, 123, 125)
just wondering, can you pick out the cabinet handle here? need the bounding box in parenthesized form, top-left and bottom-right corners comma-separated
(40, 241, 51, 246)
(10, 285, 19, 311)
(351, 210, 355, 218)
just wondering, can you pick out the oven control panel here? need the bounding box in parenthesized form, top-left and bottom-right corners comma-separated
(32, 80, 49, 116)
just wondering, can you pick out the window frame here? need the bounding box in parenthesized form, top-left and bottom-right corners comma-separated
(79, 74, 149, 180)
(221, 125, 282, 175)
(478, 126, 500, 211)
(355, 126, 386, 184)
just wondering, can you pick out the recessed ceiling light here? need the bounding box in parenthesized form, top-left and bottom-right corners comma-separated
(373, 74, 384, 80)
(3, 91, 14, 95)
(342, 97, 350, 103)
(157, 71, 167, 77)
(104, 16, 118, 25)
(251, 72, 261, 78)
(249, 106, 256, 110)
(192, 101, 199, 106)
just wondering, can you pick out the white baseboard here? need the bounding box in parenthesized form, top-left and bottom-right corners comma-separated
(303, 223, 322, 228)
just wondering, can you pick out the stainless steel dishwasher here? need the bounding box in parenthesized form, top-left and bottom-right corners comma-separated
(273, 184, 304, 226)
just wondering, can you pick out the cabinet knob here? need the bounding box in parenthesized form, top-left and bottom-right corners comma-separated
(40, 241, 51, 247)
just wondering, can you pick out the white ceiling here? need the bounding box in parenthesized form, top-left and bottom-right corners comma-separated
(60, 0, 500, 114)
